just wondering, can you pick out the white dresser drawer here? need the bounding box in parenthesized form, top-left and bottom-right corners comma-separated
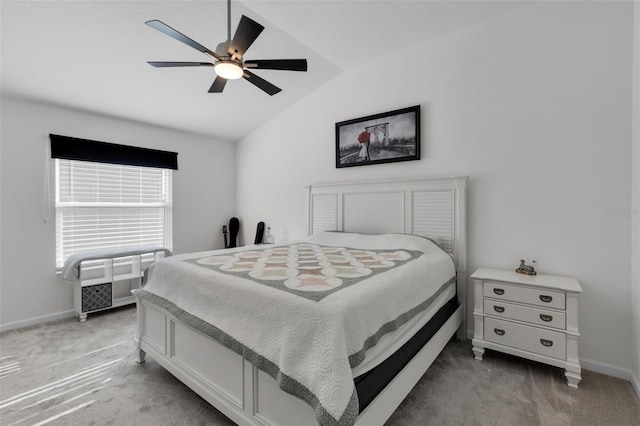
(483, 299, 566, 330)
(484, 317, 566, 360)
(484, 281, 565, 309)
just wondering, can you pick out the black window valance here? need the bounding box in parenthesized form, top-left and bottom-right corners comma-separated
(49, 134, 178, 170)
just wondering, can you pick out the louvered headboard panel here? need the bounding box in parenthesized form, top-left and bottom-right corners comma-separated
(306, 176, 468, 336)
(309, 193, 338, 234)
(412, 190, 454, 253)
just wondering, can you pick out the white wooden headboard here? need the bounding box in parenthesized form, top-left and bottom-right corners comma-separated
(305, 176, 468, 335)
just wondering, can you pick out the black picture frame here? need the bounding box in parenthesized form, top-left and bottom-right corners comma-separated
(335, 105, 420, 168)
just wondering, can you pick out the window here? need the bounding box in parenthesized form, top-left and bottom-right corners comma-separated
(54, 159, 173, 268)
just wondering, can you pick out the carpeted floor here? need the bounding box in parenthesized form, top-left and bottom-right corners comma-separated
(1, 306, 638, 426)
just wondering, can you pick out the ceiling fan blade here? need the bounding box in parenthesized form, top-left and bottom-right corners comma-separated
(243, 70, 281, 96)
(148, 61, 214, 67)
(146, 20, 219, 59)
(228, 15, 264, 59)
(244, 59, 307, 72)
(208, 76, 228, 93)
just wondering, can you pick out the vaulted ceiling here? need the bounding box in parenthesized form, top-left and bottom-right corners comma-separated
(1, 1, 524, 141)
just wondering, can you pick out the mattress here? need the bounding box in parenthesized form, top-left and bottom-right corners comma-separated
(355, 295, 459, 412)
(352, 280, 456, 377)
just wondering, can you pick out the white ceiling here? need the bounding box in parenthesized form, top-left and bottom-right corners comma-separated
(1, 1, 524, 142)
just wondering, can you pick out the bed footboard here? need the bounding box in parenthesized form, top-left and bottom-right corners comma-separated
(135, 296, 463, 426)
(136, 296, 316, 425)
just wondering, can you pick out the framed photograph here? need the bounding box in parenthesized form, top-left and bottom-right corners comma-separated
(335, 105, 420, 168)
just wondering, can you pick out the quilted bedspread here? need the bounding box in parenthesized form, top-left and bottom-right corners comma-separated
(136, 232, 456, 426)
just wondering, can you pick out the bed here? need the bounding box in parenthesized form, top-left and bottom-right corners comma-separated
(134, 176, 468, 426)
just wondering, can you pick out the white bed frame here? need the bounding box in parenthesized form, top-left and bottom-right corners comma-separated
(135, 176, 468, 426)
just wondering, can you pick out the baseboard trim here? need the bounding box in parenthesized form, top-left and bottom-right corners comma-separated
(581, 359, 640, 400)
(631, 371, 640, 400)
(580, 358, 632, 381)
(0, 309, 76, 333)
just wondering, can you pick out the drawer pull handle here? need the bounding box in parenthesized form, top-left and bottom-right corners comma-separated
(494, 328, 505, 336)
(539, 295, 553, 303)
(540, 339, 554, 347)
(493, 288, 505, 296)
(493, 306, 505, 313)
(540, 314, 553, 322)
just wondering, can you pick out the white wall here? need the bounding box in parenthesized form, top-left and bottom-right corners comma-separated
(237, 2, 635, 372)
(0, 96, 236, 329)
(631, 0, 640, 395)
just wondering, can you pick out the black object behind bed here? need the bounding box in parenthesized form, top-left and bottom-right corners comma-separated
(354, 295, 459, 412)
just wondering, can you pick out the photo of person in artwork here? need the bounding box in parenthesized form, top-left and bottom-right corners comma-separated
(357, 130, 371, 161)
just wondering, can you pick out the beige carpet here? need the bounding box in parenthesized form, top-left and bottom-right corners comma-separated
(1, 305, 638, 425)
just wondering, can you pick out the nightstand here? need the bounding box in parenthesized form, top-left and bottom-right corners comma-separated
(471, 267, 582, 388)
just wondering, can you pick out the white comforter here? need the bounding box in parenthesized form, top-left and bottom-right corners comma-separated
(136, 232, 455, 426)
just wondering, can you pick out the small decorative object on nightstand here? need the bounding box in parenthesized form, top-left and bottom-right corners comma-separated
(516, 259, 537, 275)
(471, 267, 582, 388)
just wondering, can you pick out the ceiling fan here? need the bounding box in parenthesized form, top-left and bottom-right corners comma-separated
(146, 0, 307, 96)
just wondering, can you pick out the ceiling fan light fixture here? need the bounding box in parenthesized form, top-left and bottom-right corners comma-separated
(145, 0, 307, 95)
(214, 61, 244, 80)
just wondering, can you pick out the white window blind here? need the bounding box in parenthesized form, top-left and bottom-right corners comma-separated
(55, 159, 173, 268)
